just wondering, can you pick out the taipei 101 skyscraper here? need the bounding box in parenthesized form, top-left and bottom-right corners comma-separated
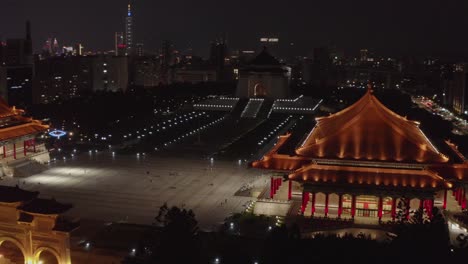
(125, 1, 133, 55)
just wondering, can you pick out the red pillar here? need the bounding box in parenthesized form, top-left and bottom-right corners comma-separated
(462, 187, 466, 210)
(460, 187, 464, 205)
(276, 178, 281, 192)
(406, 198, 411, 220)
(427, 199, 433, 219)
(338, 194, 343, 218)
(311, 193, 316, 216)
(351, 195, 357, 218)
(324, 193, 329, 217)
(2, 145, 5, 158)
(391, 197, 397, 221)
(301, 192, 308, 214)
(378, 196, 383, 220)
(419, 199, 424, 210)
(287, 180, 292, 201)
(443, 189, 447, 210)
(13, 143, 16, 159)
(23, 141, 27, 156)
(270, 177, 274, 199)
(272, 178, 276, 192)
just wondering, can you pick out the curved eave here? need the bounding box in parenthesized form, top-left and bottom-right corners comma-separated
(288, 164, 451, 190)
(429, 163, 468, 181)
(0, 121, 49, 142)
(252, 154, 311, 171)
(251, 133, 312, 171)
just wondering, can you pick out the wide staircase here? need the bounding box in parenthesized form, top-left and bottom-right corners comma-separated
(241, 99, 264, 119)
(229, 98, 249, 119)
(254, 99, 274, 120)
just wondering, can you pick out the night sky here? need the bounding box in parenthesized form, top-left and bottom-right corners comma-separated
(2, 0, 468, 58)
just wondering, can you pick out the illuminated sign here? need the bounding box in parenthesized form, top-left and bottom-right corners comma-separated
(260, 38, 279, 43)
(49, 130, 67, 139)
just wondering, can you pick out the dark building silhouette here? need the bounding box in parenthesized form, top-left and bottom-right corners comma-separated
(209, 36, 229, 81)
(0, 21, 34, 108)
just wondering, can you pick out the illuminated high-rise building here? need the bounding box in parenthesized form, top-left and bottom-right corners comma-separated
(125, 1, 133, 55)
(75, 43, 83, 56)
(360, 48, 369, 62)
(136, 43, 144, 57)
(115, 32, 125, 56)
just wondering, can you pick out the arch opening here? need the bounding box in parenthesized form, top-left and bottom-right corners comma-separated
(36, 248, 60, 264)
(0, 239, 25, 264)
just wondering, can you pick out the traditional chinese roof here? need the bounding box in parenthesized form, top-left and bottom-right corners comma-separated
(428, 163, 468, 182)
(295, 89, 449, 163)
(0, 185, 38, 203)
(289, 163, 451, 190)
(0, 97, 23, 118)
(252, 133, 311, 171)
(0, 99, 48, 142)
(0, 120, 49, 141)
(249, 47, 281, 66)
(19, 198, 72, 215)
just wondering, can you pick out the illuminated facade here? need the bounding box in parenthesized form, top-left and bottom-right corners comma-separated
(125, 2, 133, 56)
(0, 185, 77, 264)
(236, 48, 291, 99)
(0, 98, 49, 176)
(253, 88, 468, 220)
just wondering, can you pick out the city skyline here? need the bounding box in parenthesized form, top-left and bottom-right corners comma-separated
(2, 0, 468, 58)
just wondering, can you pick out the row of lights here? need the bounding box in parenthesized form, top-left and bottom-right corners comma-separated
(160, 116, 226, 148)
(193, 104, 235, 109)
(275, 94, 304, 102)
(272, 99, 323, 113)
(257, 116, 292, 146)
(123, 112, 207, 140)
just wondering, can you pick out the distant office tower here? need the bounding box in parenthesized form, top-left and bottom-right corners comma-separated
(42, 37, 61, 57)
(24, 21, 33, 64)
(160, 40, 174, 84)
(443, 64, 468, 115)
(125, 2, 133, 55)
(74, 43, 83, 56)
(5, 22, 33, 65)
(209, 37, 228, 81)
(115, 32, 125, 56)
(136, 43, 144, 57)
(360, 49, 368, 62)
(43, 38, 53, 56)
(0, 41, 6, 65)
(53, 38, 60, 56)
(33, 55, 129, 104)
(0, 21, 34, 106)
(133, 57, 160, 87)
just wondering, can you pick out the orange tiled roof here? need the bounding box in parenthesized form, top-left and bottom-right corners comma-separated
(252, 133, 311, 171)
(0, 121, 49, 141)
(0, 98, 23, 118)
(295, 89, 449, 163)
(289, 163, 451, 189)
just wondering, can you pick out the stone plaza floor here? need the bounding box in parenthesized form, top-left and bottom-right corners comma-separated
(1, 151, 270, 230)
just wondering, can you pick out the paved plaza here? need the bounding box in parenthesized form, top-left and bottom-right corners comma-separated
(1, 152, 270, 230)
